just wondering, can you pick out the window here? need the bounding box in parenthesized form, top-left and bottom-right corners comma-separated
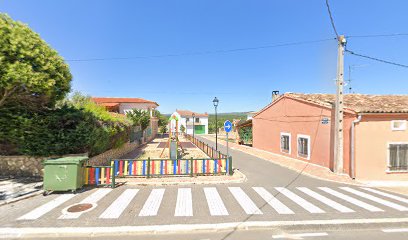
(186, 117, 190, 122)
(388, 143, 408, 172)
(297, 135, 310, 160)
(391, 120, 407, 131)
(280, 133, 291, 154)
(195, 117, 200, 123)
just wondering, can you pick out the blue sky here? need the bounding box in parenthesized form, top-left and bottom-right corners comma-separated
(2, 0, 408, 113)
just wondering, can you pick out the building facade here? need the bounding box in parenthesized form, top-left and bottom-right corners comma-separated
(253, 93, 408, 183)
(172, 110, 209, 135)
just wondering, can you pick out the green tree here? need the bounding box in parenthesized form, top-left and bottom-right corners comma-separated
(180, 124, 186, 133)
(159, 125, 167, 134)
(126, 109, 150, 131)
(0, 14, 72, 108)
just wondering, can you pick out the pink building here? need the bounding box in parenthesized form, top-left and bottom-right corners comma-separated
(253, 93, 408, 183)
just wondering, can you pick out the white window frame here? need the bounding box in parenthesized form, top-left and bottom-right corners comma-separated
(391, 120, 407, 131)
(386, 142, 408, 173)
(297, 134, 311, 160)
(280, 132, 291, 154)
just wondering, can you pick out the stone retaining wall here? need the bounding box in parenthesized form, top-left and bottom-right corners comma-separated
(88, 141, 140, 166)
(0, 156, 45, 177)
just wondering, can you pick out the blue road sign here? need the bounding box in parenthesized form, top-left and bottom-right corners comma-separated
(224, 120, 232, 133)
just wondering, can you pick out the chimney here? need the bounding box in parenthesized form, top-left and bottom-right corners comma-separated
(272, 90, 280, 102)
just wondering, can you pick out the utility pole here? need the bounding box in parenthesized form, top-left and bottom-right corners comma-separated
(334, 35, 346, 174)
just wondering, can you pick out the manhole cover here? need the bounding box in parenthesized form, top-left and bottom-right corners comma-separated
(67, 203, 93, 213)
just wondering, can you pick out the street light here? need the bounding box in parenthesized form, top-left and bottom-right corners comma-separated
(213, 97, 219, 150)
(192, 113, 195, 139)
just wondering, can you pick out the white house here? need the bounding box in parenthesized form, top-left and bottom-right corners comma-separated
(171, 110, 209, 135)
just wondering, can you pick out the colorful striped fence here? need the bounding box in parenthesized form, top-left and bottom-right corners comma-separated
(111, 157, 232, 178)
(185, 134, 228, 159)
(84, 166, 115, 188)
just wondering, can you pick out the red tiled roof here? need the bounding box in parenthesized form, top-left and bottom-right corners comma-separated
(92, 97, 159, 106)
(99, 102, 119, 107)
(176, 109, 208, 117)
(287, 93, 408, 113)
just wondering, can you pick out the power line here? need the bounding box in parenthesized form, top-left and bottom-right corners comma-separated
(325, 0, 339, 39)
(65, 38, 336, 62)
(346, 49, 408, 68)
(347, 33, 408, 39)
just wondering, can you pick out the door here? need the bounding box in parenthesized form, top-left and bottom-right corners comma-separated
(194, 125, 205, 134)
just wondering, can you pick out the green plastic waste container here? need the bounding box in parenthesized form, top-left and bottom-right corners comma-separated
(43, 157, 88, 194)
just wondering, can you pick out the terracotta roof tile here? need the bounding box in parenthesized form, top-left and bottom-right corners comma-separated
(176, 109, 208, 117)
(92, 97, 159, 106)
(287, 93, 408, 113)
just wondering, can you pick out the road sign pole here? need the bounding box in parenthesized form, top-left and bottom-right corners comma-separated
(226, 132, 229, 158)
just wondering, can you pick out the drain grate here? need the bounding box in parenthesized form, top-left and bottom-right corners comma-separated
(66, 203, 93, 213)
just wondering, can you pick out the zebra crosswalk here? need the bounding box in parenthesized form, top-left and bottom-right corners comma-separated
(17, 186, 408, 221)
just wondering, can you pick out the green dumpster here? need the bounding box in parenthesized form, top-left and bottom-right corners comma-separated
(43, 157, 88, 194)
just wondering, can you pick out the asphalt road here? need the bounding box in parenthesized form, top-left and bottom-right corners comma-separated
(1, 135, 408, 239)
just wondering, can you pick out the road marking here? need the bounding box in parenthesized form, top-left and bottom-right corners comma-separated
(253, 187, 294, 214)
(297, 187, 354, 213)
(228, 187, 262, 215)
(275, 187, 325, 213)
(319, 187, 383, 212)
(204, 187, 229, 216)
(272, 232, 328, 239)
(382, 228, 408, 233)
(59, 189, 112, 219)
(340, 187, 408, 211)
(99, 189, 139, 219)
(17, 194, 76, 220)
(139, 189, 165, 216)
(175, 188, 193, 216)
(361, 187, 408, 204)
(3, 218, 408, 236)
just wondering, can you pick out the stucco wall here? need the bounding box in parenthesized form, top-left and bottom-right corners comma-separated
(253, 97, 353, 174)
(119, 102, 157, 114)
(179, 116, 208, 135)
(355, 114, 408, 181)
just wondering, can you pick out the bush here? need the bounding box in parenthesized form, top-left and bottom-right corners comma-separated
(0, 103, 131, 157)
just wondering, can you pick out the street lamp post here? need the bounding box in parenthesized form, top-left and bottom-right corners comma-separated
(213, 97, 219, 151)
(192, 113, 195, 139)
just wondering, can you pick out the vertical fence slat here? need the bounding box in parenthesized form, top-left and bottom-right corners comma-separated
(100, 167, 105, 184)
(114, 160, 119, 176)
(106, 167, 110, 184)
(124, 160, 128, 176)
(142, 160, 146, 176)
(119, 161, 123, 176)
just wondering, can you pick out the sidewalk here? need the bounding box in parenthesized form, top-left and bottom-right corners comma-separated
(201, 135, 359, 186)
(0, 177, 43, 206)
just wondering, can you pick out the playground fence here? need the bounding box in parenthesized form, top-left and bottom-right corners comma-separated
(185, 134, 228, 159)
(84, 165, 115, 188)
(111, 157, 232, 177)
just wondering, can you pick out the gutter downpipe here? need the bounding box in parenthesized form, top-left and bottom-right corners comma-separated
(351, 114, 362, 179)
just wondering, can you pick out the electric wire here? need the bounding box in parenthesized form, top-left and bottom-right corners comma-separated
(65, 38, 336, 62)
(346, 49, 408, 68)
(325, 0, 339, 39)
(347, 33, 408, 39)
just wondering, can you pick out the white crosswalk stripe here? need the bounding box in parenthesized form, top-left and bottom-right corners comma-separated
(204, 187, 229, 216)
(59, 189, 112, 219)
(175, 188, 193, 216)
(360, 187, 408, 204)
(18, 194, 76, 220)
(297, 187, 354, 213)
(229, 187, 262, 215)
(139, 189, 165, 216)
(340, 187, 408, 211)
(319, 187, 383, 212)
(253, 187, 294, 214)
(275, 187, 325, 213)
(99, 189, 139, 219)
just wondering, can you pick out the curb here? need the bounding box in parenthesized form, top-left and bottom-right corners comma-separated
(201, 136, 363, 186)
(116, 170, 247, 186)
(0, 189, 44, 207)
(2, 218, 408, 238)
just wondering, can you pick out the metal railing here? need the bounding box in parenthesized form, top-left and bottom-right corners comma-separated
(185, 134, 228, 159)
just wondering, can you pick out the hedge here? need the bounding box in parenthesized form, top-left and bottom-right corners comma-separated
(0, 105, 130, 157)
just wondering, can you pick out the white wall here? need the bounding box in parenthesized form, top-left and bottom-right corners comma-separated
(119, 103, 157, 115)
(178, 116, 208, 135)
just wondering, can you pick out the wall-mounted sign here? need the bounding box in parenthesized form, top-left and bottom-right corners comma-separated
(321, 117, 330, 125)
